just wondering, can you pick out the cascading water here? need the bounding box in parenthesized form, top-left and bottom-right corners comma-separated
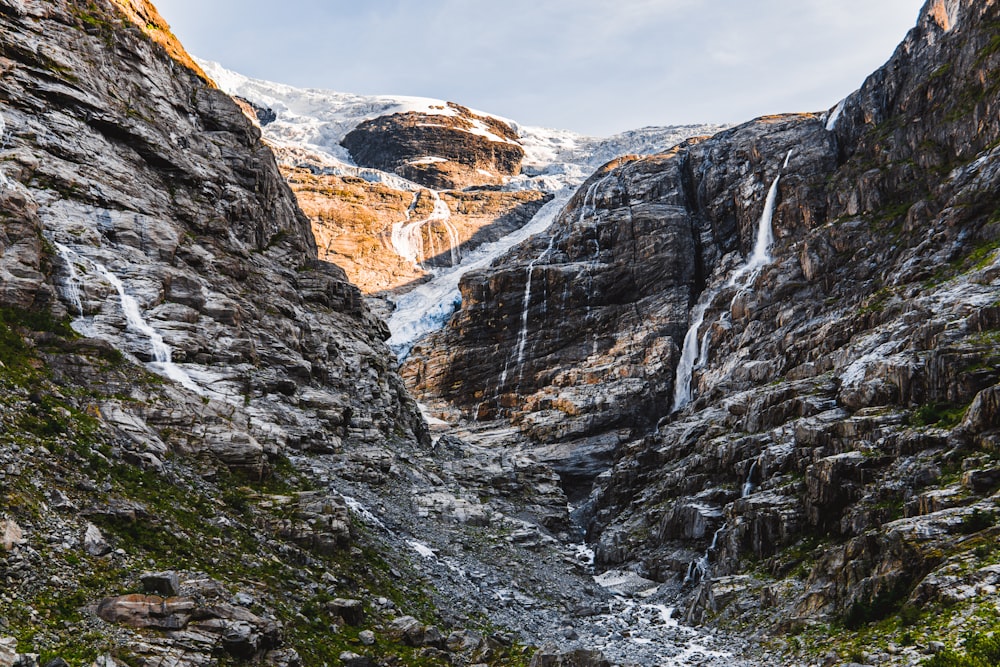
(388, 191, 571, 361)
(92, 263, 202, 393)
(390, 191, 460, 267)
(684, 523, 726, 586)
(512, 234, 558, 387)
(825, 100, 845, 132)
(742, 459, 760, 497)
(54, 243, 84, 316)
(670, 295, 714, 412)
(671, 151, 792, 413)
(0, 110, 10, 191)
(54, 242, 201, 394)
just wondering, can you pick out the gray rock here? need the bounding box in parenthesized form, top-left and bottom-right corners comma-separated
(328, 598, 364, 626)
(140, 571, 180, 597)
(82, 523, 111, 557)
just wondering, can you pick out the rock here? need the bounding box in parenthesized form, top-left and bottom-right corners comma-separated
(384, 616, 443, 648)
(528, 645, 610, 667)
(0, 638, 17, 667)
(328, 598, 364, 626)
(337, 652, 371, 667)
(96, 595, 197, 630)
(82, 523, 111, 557)
(1, 521, 24, 552)
(358, 630, 375, 646)
(341, 103, 524, 190)
(140, 571, 180, 597)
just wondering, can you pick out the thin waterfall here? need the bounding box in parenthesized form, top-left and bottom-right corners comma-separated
(56, 242, 202, 393)
(672, 150, 792, 413)
(514, 235, 557, 387)
(825, 100, 845, 132)
(671, 294, 715, 412)
(742, 459, 760, 498)
(54, 243, 84, 316)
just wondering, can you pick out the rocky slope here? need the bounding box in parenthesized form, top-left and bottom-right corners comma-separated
(404, 0, 1000, 661)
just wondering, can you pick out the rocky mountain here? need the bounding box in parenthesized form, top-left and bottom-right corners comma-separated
(401, 0, 1000, 661)
(3, 0, 999, 665)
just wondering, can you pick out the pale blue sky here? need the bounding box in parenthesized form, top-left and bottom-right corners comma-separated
(154, 0, 924, 136)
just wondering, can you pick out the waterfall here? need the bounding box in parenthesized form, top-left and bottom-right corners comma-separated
(670, 293, 715, 412)
(671, 150, 792, 413)
(91, 262, 201, 393)
(0, 110, 9, 191)
(54, 243, 84, 316)
(387, 191, 571, 361)
(513, 235, 558, 387)
(741, 459, 760, 497)
(390, 190, 459, 267)
(684, 523, 726, 586)
(825, 100, 845, 132)
(55, 242, 201, 393)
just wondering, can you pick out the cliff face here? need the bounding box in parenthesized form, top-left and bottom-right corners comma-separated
(405, 0, 1000, 648)
(0, 0, 426, 458)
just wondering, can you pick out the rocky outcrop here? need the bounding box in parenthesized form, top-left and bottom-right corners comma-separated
(341, 103, 525, 190)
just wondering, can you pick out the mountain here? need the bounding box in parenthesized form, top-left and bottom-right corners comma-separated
(200, 61, 725, 359)
(2, 0, 999, 666)
(402, 0, 1000, 660)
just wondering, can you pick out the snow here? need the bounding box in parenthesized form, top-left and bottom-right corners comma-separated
(200, 58, 727, 197)
(200, 59, 728, 357)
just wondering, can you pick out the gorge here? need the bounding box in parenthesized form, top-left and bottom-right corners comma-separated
(1, 1, 999, 666)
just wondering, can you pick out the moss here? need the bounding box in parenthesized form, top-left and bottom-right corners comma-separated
(908, 402, 969, 429)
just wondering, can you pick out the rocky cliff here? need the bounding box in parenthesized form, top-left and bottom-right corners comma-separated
(341, 103, 525, 191)
(404, 0, 1000, 660)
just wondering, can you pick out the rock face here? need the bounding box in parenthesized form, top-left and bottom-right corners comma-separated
(281, 158, 549, 294)
(407, 0, 1000, 634)
(0, 0, 427, 469)
(342, 103, 525, 190)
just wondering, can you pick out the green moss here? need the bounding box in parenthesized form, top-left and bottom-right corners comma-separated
(909, 403, 969, 429)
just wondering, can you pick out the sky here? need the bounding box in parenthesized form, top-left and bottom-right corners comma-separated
(152, 0, 925, 137)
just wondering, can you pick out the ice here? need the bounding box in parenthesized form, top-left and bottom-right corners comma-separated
(387, 191, 572, 360)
